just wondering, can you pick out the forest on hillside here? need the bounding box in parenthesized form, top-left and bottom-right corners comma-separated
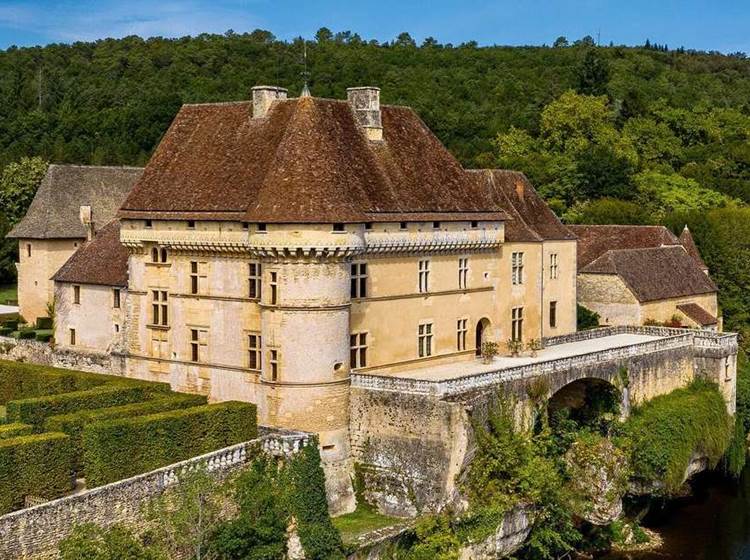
(0, 29, 749, 339)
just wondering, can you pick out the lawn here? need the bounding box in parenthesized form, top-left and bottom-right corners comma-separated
(332, 504, 402, 544)
(0, 285, 17, 305)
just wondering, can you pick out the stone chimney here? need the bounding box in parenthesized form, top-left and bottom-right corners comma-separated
(347, 87, 383, 141)
(252, 86, 288, 119)
(79, 205, 94, 241)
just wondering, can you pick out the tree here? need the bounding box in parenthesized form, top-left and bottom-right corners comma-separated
(145, 468, 225, 560)
(553, 36, 569, 48)
(59, 524, 163, 560)
(314, 27, 333, 43)
(563, 198, 652, 225)
(0, 157, 48, 225)
(394, 32, 417, 48)
(575, 49, 610, 96)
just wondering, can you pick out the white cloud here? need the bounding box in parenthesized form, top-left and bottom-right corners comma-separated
(0, 0, 267, 44)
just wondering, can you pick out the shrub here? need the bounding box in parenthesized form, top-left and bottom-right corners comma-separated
(17, 329, 36, 339)
(0, 422, 32, 439)
(46, 393, 208, 473)
(36, 317, 53, 330)
(0, 326, 12, 336)
(35, 330, 53, 342)
(59, 524, 164, 560)
(0, 360, 110, 403)
(6, 383, 167, 430)
(621, 379, 732, 493)
(0, 432, 72, 514)
(577, 305, 600, 330)
(83, 401, 257, 487)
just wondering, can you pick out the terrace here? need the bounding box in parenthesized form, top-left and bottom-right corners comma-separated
(351, 326, 738, 398)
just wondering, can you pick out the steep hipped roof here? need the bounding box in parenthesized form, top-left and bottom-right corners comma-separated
(466, 169, 576, 242)
(581, 245, 717, 303)
(119, 97, 507, 223)
(568, 225, 680, 269)
(53, 221, 128, 287)
(677, 303, 718, 326)
(678, 226, 708, 271)
(8, 165, 142, 239)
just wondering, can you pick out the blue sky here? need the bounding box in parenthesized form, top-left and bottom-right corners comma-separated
(0, 0, 747, 53)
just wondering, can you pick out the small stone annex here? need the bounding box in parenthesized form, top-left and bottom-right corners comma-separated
(569, 224, 720, 329)
(5, 85, 737, 522)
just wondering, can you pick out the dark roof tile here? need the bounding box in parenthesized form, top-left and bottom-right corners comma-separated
(53, 221, 128, 287)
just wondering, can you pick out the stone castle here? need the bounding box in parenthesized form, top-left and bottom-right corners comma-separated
(7, 85, 734, 517)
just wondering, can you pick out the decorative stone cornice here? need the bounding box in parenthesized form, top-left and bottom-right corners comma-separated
(363, 228, 502, 255)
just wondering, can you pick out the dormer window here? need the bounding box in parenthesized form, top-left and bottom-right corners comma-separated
(145, 219, 152, 229)
(471, 220, 479, 229)
(187, 220, 196, 229)
(333, 223, 345, 232)
(432, 221, 441, 229)
(257, 223, 267, 232)
(400, 222, 408, 230)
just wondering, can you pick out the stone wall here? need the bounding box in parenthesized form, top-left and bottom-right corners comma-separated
(0, 430, 310, 560)
(0, 336, 125, 376)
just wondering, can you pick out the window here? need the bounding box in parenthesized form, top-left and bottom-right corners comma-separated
(160, 248, 168, 263)
(549, 301, 557, 328)
(365, 222, 373, 230)
(114, 324, 120, 333)
(145, 219, 152, 228)
(69, 328, 76, 346)
(400, 222, 407, 230)
(351, 263, 367, 298)
(187, 220, 196, 229)
(113, 288, 121, 309)
(333, 223, 345, 232)
(512, 252, 524, 285)
(471, 220, 479, 229)
(242, 222, 249, 230)
(190, 262, 199, 294)
(269, 272, 278, 305)
(151, 246, 168, 263)
(26, 244, 31, 258)
(458, 258, 469, 289)
(248, 263, 262, 299)
(257, 223, 267, 232)
(350, 332, 368, 369)
(73, 285, 80, 304)
(189, 328, 208, 363)
(457, 318, 468, 351)
(269, 349, 279, 381)
(151, 290, 168, 326)
(432, 221, 441, 229)
(550, 253, 559, 279)
(418, 322, 433, 357)
(248, 333, 262, 370)
(418, 260, 430, 293)
(511, 307, 524, 342)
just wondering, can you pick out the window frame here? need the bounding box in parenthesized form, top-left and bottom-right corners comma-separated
(351, 262, 368, 299)
(456, 318, 468, 351)
(418, 259, 430, 293)
(113, 288, 121, 309)
(189, 328, 208, 363)
(511, 306, 524, 342)
(151, 290, 169, 327)
(248, 332, 262, 370)
(248, 263, 262, 300)
(73, 285, 81, 305)
(458, 257, 469, 290)
(511, 252, 524, 285)
(269, 271, 278, 305)
(418, 322, 434, 358)
(350, 332, 368, 369)
(550, 253, 559, 280)
(549, 301, 557, 328)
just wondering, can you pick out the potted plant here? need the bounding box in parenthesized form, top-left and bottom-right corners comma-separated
(527, 338, 543, 357)
(506, 338, 523, 358)
(481, 341, 499, 364)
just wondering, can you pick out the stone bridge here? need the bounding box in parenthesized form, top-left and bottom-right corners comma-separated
(349, 326, 738, 516)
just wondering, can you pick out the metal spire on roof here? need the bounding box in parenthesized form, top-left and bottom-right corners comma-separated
(300, 41, 311, 97)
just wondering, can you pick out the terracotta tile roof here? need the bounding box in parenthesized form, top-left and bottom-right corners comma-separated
(678, 226, 708, 271)
(53, 221, 128, 287)
(466, 169, 576, 242)
(580, 246, 717, 303)
(567, 225, 680, 269)
(8, 165, 142, 239)
(677, 303, 717, 326)
(120, 97, 507, 223)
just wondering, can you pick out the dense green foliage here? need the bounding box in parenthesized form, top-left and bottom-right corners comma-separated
(0, 422, 32, 439)
(0, 359, 110, 403)
(0, 431, 72, 513)
(59, 524, 165, 560)
(83, 401, 257, 487)
(620, 380, 733, 492)
(6, 383, 163, 430)
(577, 305, 601, 331)
(45, 393, 207, 473)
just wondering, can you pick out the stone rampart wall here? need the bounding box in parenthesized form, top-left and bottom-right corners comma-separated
(0, 431, 310, 560)
(0, 336, 125, 376)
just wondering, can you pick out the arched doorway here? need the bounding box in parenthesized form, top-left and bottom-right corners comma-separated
(475, 318, 491, 356)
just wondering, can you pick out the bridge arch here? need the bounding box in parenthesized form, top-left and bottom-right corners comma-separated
(548, 377, 622, 425)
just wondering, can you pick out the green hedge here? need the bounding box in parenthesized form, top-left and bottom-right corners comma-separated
(0, 360, 111, 403)
(0, 422, 32, 439)
(6, 383, 169, 430)
(46, 393, 208, 474)
(0, 432, 73, 514)
(84, 401, 257, 487)
(35, 330, 54, 342)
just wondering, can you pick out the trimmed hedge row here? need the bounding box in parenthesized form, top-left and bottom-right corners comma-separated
(7, 383, 169, 430)
(0, 432, 73, 514)
(0, 422, 33, 439)
(0, 360, 112, 404)
(83, 401, 258, 487)
(46, 393, 208, 474)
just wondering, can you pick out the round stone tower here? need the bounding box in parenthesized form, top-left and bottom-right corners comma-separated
(252, 224, 363, 514)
